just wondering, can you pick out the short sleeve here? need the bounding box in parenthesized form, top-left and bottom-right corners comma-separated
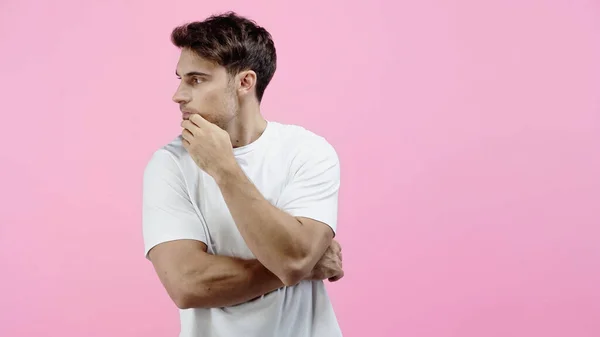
(277, 142, 341, 234)
(142, 149, 207, 259)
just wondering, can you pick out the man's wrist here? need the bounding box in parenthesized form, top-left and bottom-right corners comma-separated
(211, 159, 243, 186)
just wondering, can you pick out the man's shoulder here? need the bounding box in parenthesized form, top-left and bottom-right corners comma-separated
(269, 121, 338, 161)
(265, 123, 339, 185)
(156, 135, 188, 160)
(143, 135, 192, 177)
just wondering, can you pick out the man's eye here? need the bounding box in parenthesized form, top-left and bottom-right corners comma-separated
(191, 77, 202, 84)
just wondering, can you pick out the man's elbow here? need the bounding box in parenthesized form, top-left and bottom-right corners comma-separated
(278, 258, 313, 286)
(277, 242, 332, 285)
(275, 218, 335, 286)
(272, 221, 335, 286)
(279, 269, 307, 287)
(167, 282, 209, 310)
(171, 290, 195, 309)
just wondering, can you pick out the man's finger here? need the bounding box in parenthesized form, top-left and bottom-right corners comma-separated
(189, 113, 210, 128)
(329, 271, 344, 282)
(181, 120, 200, 135)
(182, 129, 194, 142)
(332, 240, 341, 251)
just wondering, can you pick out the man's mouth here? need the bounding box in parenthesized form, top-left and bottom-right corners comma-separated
(182, 111, 192, 119)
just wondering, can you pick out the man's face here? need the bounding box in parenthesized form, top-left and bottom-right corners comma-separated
(172, 48, 238, 129)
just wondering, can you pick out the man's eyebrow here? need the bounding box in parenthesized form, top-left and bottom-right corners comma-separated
(176, 71, 210, 77)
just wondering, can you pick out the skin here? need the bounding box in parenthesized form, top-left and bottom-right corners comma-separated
(173, 48, 267, 148)
(148, 48, 344, 309)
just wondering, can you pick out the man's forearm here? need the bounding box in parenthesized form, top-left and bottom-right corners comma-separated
(178, 254, 284, 309)
(214, 165, 317, 285)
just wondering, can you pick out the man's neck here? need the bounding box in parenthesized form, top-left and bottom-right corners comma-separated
(225, 102, 267, 148)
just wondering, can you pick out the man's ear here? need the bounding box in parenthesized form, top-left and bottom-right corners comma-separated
(236, 70, 257, 98)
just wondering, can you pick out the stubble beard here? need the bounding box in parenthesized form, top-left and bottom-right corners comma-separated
(216, 89, 240, 131)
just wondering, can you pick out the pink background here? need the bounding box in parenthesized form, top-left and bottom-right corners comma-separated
(1, 0, 599, 336)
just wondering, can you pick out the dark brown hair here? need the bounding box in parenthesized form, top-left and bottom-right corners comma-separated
(171, 12, 277, 102)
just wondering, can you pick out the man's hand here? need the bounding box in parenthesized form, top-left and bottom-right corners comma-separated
(306, 240, 344, 282)
(181, 114, 237, 178)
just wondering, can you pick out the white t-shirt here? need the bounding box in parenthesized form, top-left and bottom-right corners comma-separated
(142, 121, 343, 337)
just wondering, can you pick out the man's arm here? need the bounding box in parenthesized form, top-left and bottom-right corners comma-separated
(180, 115, 342, 286)
(143, 145, 342, 309)
(213, 144, 341, 286)
(148, 239, 285, 309)
(142, 149, 285, 309)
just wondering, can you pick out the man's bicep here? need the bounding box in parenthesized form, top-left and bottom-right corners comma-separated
(142, 150, 208, 258)
(148, 239, 208, 279)
(279, 142, 341, 235)
(148, 239, 208, 266)
(147, 239, 209, 304)
(277, 142, 341, 264)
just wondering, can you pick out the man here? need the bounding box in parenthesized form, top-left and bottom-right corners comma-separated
(142, 12, 344, 337)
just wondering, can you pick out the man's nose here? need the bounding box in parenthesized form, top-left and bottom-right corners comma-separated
(172, 85, 190, 104)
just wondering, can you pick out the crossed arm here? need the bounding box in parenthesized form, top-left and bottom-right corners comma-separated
(148, 240, 286, 309)
(143, 145, 340, 309)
